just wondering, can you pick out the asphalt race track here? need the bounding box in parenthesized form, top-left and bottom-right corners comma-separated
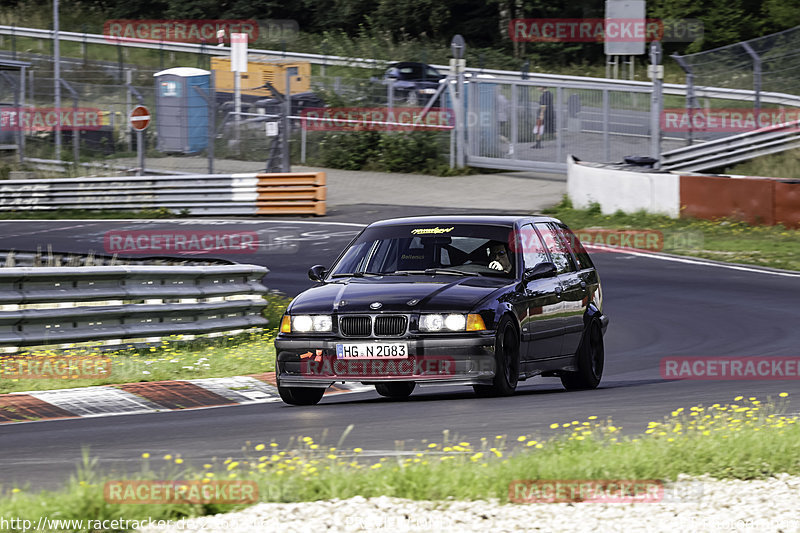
(1, 218, 799, 490)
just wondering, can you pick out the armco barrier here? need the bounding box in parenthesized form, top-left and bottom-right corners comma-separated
(567, 155, 800, 228)
(0, 172, 326, 216)
(0, 264, 269, 350)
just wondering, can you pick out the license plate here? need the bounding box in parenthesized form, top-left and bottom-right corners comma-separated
(336, 343, 408, 359)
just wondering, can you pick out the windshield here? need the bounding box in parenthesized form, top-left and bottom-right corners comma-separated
(329, 223, 517, 278)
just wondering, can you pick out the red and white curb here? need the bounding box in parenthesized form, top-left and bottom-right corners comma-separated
(0, 374, 367, 424)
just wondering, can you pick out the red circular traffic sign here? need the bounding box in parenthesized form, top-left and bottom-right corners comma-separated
(129, 105, 151, 131)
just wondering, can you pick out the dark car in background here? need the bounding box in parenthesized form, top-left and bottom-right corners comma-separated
(382, 62, 446, 105)
(274, 215, 609, 406)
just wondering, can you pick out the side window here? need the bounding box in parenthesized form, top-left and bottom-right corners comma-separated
(558, 224, 594, 270)
(534, 223, 576, 274)
(520, 224, 550, 269)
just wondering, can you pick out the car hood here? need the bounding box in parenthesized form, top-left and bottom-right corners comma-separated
(289, 276, 511, 314)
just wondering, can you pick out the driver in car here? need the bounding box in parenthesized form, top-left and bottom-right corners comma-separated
(487, 242, 512, 273)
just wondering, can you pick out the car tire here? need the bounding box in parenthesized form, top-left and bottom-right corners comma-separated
(473, 316, 519, 397)
(561, 321, 604, 391)
(277, 381, 325, 406)
(375, 382, 416, 399)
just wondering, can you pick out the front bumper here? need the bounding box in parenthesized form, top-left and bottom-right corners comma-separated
(275, 334, 496, 388)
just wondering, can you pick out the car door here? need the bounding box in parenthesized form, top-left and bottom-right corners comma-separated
(557, 223, 601, 355)
(519, 224, 564, 364)
(538, 222, 586, 356)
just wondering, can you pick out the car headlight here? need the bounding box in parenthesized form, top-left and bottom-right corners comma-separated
(284, 315, 333, 333)
(420, 313, 467, 332)
(420, 88, 437, 94)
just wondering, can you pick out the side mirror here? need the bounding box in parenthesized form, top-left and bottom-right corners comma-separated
(308, 265, 327, 282)
(523, 262, 557, 283)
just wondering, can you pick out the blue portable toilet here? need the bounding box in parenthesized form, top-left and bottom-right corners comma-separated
(153, 67, 210, 153)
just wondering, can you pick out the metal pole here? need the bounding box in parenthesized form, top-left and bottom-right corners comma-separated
(282, 69, 291, 172)
(602, 88, 610, 161)
(741, 43, 761, 119)
(53, 0, 61, 159)
(126, 69, 132, 151)
(234, 70, 241, 149)
(510, 83, 518, 159)
(136, 130, 144, 176)
(300, 122, 307, 164)
(672, 54, 695, 146)
(650, 42, 663, 170)
(19, 66, 25, 163)
(456, 63, 465, 167)
(72, 86, 79, 165)
(556, 86, 564, 164)
(209, 70, 215, 174)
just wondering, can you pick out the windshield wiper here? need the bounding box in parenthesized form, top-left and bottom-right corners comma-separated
(330, 271, 383, 278)
(424, 268, 472, 276)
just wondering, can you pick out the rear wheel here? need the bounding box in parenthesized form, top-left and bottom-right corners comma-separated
(375, 382, 416, 399)
(561, 321, 604, 390)
(473, 316, 519, 397)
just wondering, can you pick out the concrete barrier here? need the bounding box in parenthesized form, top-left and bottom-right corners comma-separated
(567, 156, 800, 228)
(566, 156, 680, 217)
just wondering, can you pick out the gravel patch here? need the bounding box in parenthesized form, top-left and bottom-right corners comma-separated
(138, 474, 800, 532)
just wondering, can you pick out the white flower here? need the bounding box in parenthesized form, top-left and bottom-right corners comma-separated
(142, 371, 151, 375)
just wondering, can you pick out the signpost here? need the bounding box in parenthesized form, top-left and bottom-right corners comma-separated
(605, 0, 645, 79)
(230, 32, 248, 149)
(450, 34, 467, 168)
(129, 104, 150, 175)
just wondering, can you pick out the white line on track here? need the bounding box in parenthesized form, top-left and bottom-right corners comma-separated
(587, 244, 800, 278)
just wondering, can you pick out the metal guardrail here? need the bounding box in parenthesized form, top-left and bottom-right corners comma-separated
(660, 120, 800, 171)
(0, 172, 326, 215)
(0, 264, 269, 349)
(3, 24, 800, 108)
(0, 249, 233, 268)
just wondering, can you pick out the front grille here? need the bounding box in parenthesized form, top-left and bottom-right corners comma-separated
(340, 316, 372, 337)
(375, 315, 408, 337)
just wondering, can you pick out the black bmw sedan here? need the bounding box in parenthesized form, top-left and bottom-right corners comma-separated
(274, 215, 608, 405)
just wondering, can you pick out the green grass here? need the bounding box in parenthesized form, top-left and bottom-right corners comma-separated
(723, 147, 800, 180)
(0, 394, 797, 531)
(0, 332, 276, 397)
(0, 293, 290, 396)
(544, 198, 800, 271)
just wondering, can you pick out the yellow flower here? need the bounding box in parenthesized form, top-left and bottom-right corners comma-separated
(175, 458, 184, 465)
(428, 443, 437, 448)
(354, 448, 363, 453)
(141, 453, 150, 459)
(270, 443, 279, 447)
(779, 392, 789, 398)
(588, 416, 597, 420)
(516, 436, 526, 442)
(734, 396, 743, 401)
(535, 443, 543, 449)
(12, 488, 21, 493)
(255, 444, 266, 452)
(549, 423, 559, 429)
(163, 454, 173, 461)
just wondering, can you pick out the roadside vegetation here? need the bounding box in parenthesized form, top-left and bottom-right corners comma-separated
(1, 394, 797, 531)
(723, 147, 800, 180)
(544, 197, 800, 271)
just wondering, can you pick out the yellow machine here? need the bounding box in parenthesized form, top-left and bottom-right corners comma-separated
(211, 57, 310, 100)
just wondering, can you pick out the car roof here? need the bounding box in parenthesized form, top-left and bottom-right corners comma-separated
(366, 214, 561, 228)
